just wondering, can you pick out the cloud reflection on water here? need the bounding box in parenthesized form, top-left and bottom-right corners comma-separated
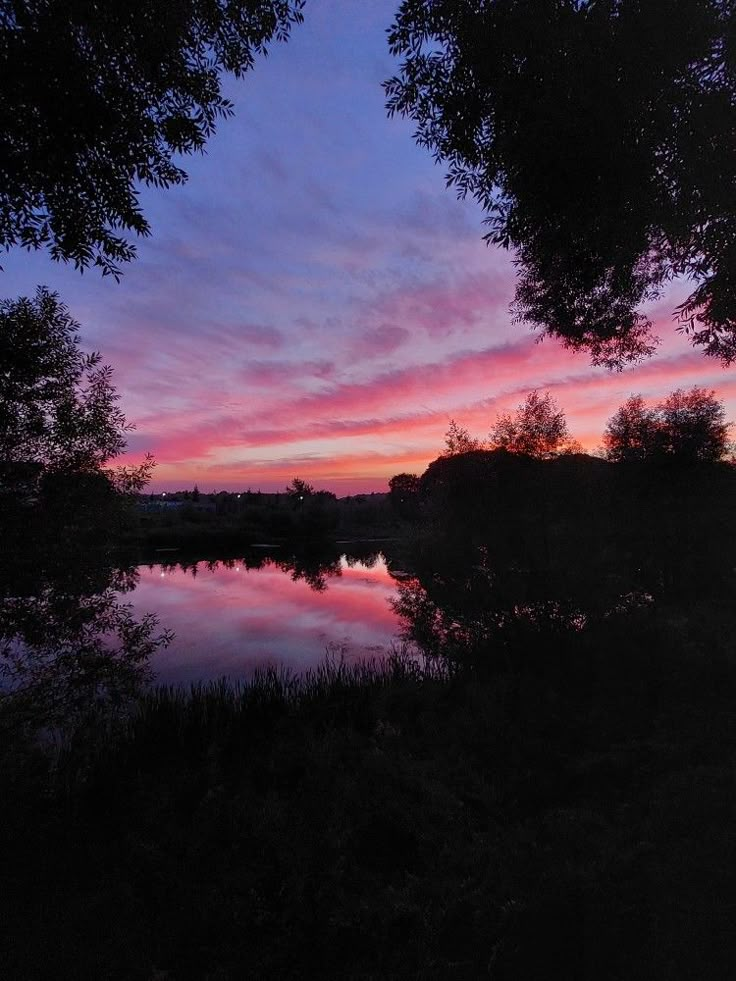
(132, 554, 403, 684)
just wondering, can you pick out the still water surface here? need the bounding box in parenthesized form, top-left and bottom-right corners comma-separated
(130, 553, 405, 684)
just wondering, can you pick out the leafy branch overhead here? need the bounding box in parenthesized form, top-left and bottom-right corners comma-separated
(386, 0, 736, 367)
(0, 0, 305, 277)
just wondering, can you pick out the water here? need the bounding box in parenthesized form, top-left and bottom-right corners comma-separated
(1, 542, 414, 730)
(7, 508, 733, 738)
(131, 552, 406, 684)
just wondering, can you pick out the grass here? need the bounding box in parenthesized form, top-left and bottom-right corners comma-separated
(2, 611, 736, 980)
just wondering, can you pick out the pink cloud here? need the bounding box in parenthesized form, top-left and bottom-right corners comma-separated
(239, 359, 335, 387)
(203, 448, 431, 481)
(349, 323, 410, 359)
(363, 269, 513, 338)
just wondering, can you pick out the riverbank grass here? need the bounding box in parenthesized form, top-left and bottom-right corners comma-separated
(3, 622, 736, 980)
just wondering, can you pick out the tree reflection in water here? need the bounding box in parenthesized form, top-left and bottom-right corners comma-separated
(150, 542, 385, 594)
(391, 498, 736, 672)
(0, 541, 172, 739)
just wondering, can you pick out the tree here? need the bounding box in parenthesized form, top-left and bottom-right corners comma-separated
(443, 419, 483, 455)
(1, 1, 304, 277)
(0, 287, 152, 495)
(389, 472, 420, 516)
(603, 396, 661, 463)
(489, 391, 570, 459)
(286, 477, 315, 499)
(603, 387, 732, 463)
(1, 557, 171, 733)
(389, 472, 420, 499)
(385, 1, 736, 367)
(657, 387, 731, 463)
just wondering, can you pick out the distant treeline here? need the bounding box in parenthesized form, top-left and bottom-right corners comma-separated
(131, 483, 397, 547)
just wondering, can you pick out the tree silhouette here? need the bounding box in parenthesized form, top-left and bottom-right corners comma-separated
(1, 545, 171, 735)
(385, 1, 736, 367)
(0, 288, 152, 495)
(443, 419, 483, 455)
(389, 472, 420, 517)
(489, 391, 571, 459)
(0, 0, 304, 277)
(603, 396, 660, 463)
(286, 477, 315, 499)
(658, 387, 732, 462)
(604, 387, 732, 463)
(389, 472, 420, 499)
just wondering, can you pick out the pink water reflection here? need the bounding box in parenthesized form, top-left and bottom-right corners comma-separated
(130, 554, 404, 684)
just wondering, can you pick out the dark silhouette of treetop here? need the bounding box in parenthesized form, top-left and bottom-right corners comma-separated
(443, 419, 483, 455)
(385, 0, 736, 367)
(0, 287, 152, 493)
(604, 386, 732, 463)
(602, 395, 660, 464)
(389, 472, 420, 497)
(658, 387, 732, 463)
(389, 471, 420, 516)
(286, 477, 315, 499)
(0, 0, 304, 277)
(489, 390, 573, 459)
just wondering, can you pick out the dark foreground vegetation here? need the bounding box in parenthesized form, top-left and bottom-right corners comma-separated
(2, 635, 735, 980)
(3, 451, 736, 979)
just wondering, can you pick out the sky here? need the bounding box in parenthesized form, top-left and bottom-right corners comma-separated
(2, 0, 735, 494)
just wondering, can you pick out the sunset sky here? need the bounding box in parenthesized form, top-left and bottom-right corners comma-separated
(3, 0, 734, 494)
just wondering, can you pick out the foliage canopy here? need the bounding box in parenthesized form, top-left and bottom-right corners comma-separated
(386, 0, 736, 367)
(0, 287, 151, 493)
(604, 387, 732, 463)
(443, 419, 483, 456)
(389, 471, 420, 516)
(286, 477, 316, 498)
(489, 390, 572, 459)
(389, 472, 420, 498)
(601, 395, 659, 464)
(0, 0, 304, 276)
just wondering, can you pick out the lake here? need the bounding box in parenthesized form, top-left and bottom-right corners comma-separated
(130, 550, 407, 684)
(10, 503, 730, 729)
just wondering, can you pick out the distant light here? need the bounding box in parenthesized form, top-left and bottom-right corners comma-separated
(299, 495, 304, 501)
(235, 566, 241, 572)
(162, 492, 166, 497)
(237, 493, 241, 499)
(160, 572, 165, 578)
